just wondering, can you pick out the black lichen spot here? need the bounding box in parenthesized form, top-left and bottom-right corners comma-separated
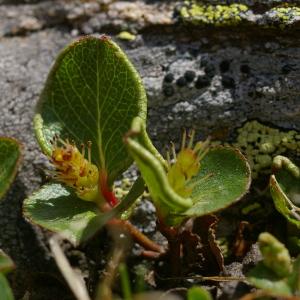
(188, 46, 199, 57)
(163, 85, 174, 97)
(164, 73, 174, 83)
(240, 64, 250, 74)
(248, 90, 255, 97)
(200, 57, 210, 68)
(195, 75, 210, 89)
(204, 64, 216, 79)
(184, 70, 196, 82)
(222, 76, 235, 89)
(176, 76, 187, 87)
(219, 60, 230, 73)
(281, 64, 296, 75)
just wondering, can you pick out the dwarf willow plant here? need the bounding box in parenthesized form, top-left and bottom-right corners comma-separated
(0, 137, 22, 300)
(23, 35, 251, 248)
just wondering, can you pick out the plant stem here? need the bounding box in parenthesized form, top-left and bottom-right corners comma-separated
(108, 219, 164, 254)
(157, 218, 181, 276)
(96, 245, 124, 300)
(49, 235, 91, 300)
(119, 263, 133, 300)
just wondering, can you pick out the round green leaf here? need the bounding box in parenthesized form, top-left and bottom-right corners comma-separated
(34, 35, 147, 184)
(0, 137, 22, 200)
(0, 273, 14, 300)
(0, 250, 14, 274)
(23, 180, 145, 245)
(23, 183, 102, 245)
(184, 147, 251, 216)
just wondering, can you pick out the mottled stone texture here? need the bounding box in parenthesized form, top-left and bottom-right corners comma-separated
(0, 0, 299, 298)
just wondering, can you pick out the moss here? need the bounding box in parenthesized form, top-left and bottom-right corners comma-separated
(180, 1, 249, 26)
(232, 121, 300, 179)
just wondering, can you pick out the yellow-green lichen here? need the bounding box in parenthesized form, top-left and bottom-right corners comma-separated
(232, 121, 300, 179)
(269, 6, 300, 28)
(180, 1, 249, 26)
(117, 31, 136, 41)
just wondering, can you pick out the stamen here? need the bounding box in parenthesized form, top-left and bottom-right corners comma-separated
(166, 149, 171, 167)
(87, 141, 92, 163)
(81, 143, 85, 157)
(194, 137, 211, 157)
(171, 142, 176, 162)
(188, 129, 195, 149)
(181, 129, 187, 151)
(58, 138, 68, 146)
(197, 147, 209, 163)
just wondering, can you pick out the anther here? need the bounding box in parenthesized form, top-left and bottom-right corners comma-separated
(170, 142, 177, 161)
(81, 143, 85, 157)
(87, 141, 92, 163)
(166, 150, 171, 167)
(188, 129, 195, 149)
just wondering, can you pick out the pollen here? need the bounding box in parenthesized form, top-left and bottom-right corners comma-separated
(166, 130, 210, 198)
(49, 136, 99, 202)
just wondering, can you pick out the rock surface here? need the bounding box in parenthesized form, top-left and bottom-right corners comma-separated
(0, 0, 299, 298)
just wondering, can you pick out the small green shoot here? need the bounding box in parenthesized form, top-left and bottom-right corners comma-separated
(247, 232, 300, 297)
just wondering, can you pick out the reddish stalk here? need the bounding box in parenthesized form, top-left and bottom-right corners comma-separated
(108, 218, 164, 254)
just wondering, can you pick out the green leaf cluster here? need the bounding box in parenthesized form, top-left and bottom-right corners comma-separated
(126, 117, 251, 225)
(23, 35, 251, 242)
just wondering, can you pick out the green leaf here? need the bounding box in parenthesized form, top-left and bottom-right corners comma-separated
(0, 250, 14, 274)
(0, 273, 14, 300)
(187, 286, 213, 300)
(270, 165, 300, 228)
(34, 35, 147, 184)
(247, 262, 292, 297)
(184, 147, 251, 217)
(23, 183, 101, 245)
(0, 137, 22, 200)
(23, 178, 145, 245)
